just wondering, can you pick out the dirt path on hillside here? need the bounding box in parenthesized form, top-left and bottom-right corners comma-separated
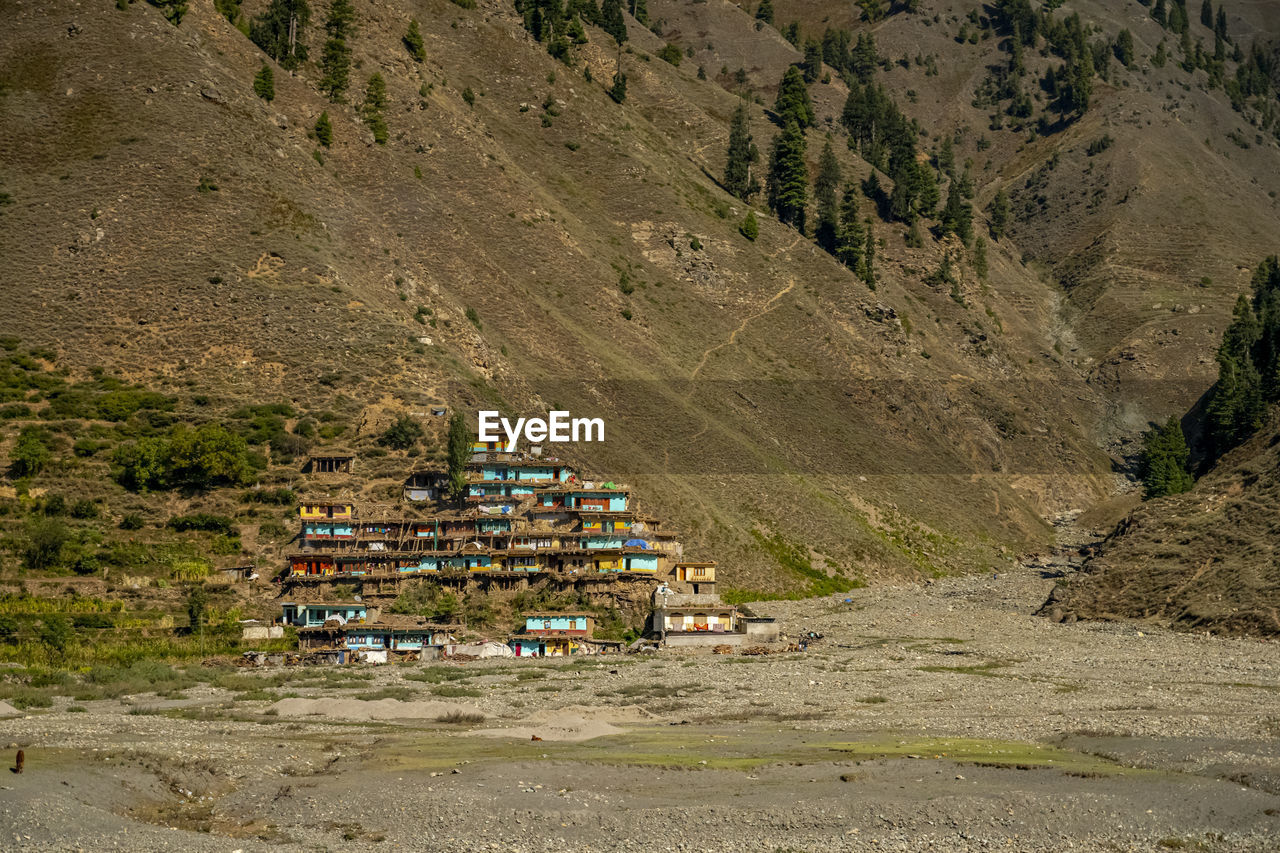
(687, 275, 797, 385)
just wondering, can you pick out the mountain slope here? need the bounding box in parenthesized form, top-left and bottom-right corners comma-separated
(1046, 414, 1280, 635)
(2, 0, 1277, 599)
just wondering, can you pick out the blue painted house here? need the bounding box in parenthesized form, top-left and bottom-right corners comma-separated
(280, 602, 367, 627)
(624, 553, 660, 572)
(301, 521, 356, 542)
(567, 490, 629, 512)
(510, 611, 596, 657)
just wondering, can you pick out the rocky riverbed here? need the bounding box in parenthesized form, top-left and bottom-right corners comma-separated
(1, 553, 1278, 851)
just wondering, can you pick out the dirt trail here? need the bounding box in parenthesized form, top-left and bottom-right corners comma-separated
(687, 274, 797, 385)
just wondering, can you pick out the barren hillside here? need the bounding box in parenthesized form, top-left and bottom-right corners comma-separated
(1047, 413, 1280, 634)
(1, 0, 1278, 600)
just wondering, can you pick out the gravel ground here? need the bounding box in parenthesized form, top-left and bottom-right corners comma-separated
(1, 544, 1278, 851)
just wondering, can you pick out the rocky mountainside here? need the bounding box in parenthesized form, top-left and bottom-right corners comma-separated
(1, 0, 1278, 599)
(1046, 413, 1280, 635)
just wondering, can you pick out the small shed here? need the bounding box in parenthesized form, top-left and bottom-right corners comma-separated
(309, 452, 355, 475)
(217, 565, 259, 583)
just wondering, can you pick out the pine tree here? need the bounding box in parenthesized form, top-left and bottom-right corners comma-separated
(889, 160, 937, 223)
(755, 0, 774, 26)
(1152, 0, 1167, 28)
(568, 0, 601, 27)
(1205, 294, 1264, 457)
(834, 184, 864, 272)
(850, 32, 878, 84)
(629, 0, 648, 26)
(1138, 417, 1195, 499)
(601, 0, 627, 43)
(324, 0, 354, 37)
(314, 111, 333, 146)
(973, 237, 989, 280)
(813, 137, 841, 252)
(773, 65, 814, 129)
(609, 69, 627, 103)
(1249, 255, 1280, 398)
(801, 39, 823, 83)
(362, 73, 388, 144)
(936, 135, 955, 179)
(987, 189, 1010, 239)
(1200, 0, 1212, 28)
(318, 0, 354, 100)
(404, 19, 426, 62)
(861, 219, 876, 288)
(251, 65, 279, 104)
(1114, 29, 1135, 67)
(319, 36, 351, 100)
(858, 0, 886, 23)
(766, 121, 808, 231)
(251, 0, 311, 70)
(739, 210, 759, 241)
(724, 101, 757, 200)
(147, 0, 189, 24)
(1214, 6, 1227, 40)
(214, 0, 243, 24)
(1153, 40, 1168, 67)
(940, 175, 974, 245)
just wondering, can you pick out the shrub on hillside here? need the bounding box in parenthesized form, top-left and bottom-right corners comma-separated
(9, 426, 54, 478)
(23, 517, 68, 571)
(113, 423, 253, 491)
(167, 513, 236, 535)
(379, 415, 424, 450)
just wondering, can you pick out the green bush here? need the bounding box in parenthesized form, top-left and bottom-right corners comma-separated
(39, 613, 73, 653)
(95, 389, 173, 421)
(72, 438, 102, 457)
(9, 425, 54, 477)
(114, 423, 252, 491)
(243, 487, 295, 505)
(70, 552, 101, 576)
(379, 415, 424, 450)
(24, 517, 68, 571)
(167, 513, 236, 535)
(70, 499, 98, 519)
(43, 391, 97, 419)
(73, 612, 115, 629)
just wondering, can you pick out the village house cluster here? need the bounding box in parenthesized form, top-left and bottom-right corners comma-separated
(265, 440, 776, 662)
